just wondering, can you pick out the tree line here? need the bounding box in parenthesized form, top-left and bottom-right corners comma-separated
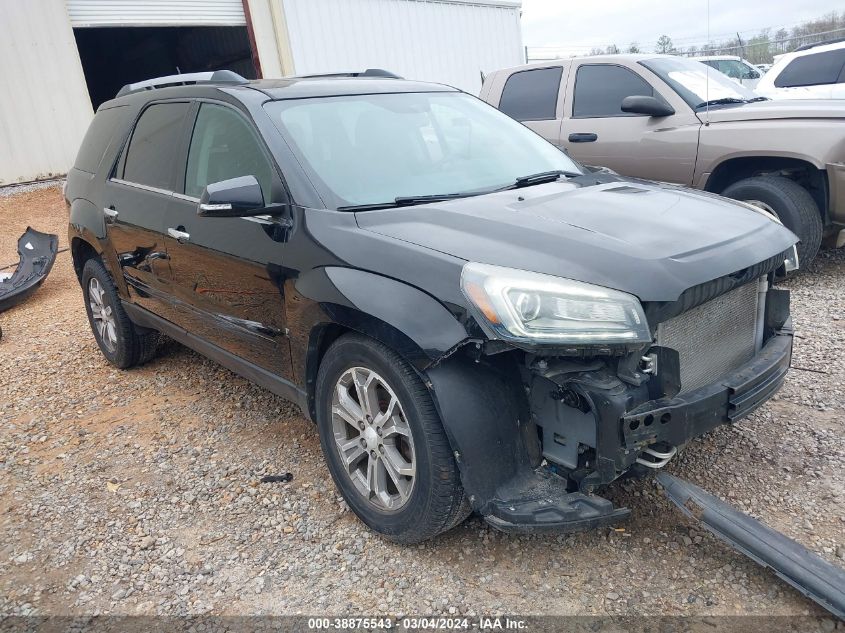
(587, 10, 845, 63)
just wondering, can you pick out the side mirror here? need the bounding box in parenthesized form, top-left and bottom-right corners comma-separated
(198, 175, 266, 217)
(621, 95, 675, 117)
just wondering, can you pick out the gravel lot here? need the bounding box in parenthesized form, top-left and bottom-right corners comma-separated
(0, 185, 843, 619)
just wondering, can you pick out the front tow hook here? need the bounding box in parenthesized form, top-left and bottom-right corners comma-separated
(657, 472, 845, 619)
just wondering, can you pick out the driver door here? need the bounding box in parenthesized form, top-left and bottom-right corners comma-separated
(559, 62, 701, 185)
(161, 101, 293, 380)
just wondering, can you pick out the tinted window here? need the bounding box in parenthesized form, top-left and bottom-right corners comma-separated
(775, 49, 845, 87)
(573, 65, 654, 117)
(499, 67, 563, 121)
(184, 103, 274, 199)
(122, 103, 189, 189)
(75, 106, 125, 174)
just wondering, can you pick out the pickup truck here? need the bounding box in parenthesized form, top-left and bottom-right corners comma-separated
(481, 54, 845, 265)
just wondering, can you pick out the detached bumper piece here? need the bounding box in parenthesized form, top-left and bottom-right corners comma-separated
(0, 227, 58, 313)
(483, 470, 630, 534)
(658, 472, 845, 619)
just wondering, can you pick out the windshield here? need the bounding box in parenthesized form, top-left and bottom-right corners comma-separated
(265, 92, 582, 209)
(641, 57, 759, 108)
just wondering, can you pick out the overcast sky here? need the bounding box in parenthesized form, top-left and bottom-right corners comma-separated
(520, 0, 841, 56)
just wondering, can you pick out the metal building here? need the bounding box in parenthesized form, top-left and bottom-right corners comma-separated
(0, 0, 523, 186)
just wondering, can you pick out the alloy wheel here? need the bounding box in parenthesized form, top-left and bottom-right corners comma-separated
(331, 367, 416, 511)
(88, 277, 118, 353)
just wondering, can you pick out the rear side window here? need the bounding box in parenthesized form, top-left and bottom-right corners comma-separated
(122, 102, 189, 190)
(774, 49, 845, 87)
(184, 103, 274, 199)
(715, 59, 752, 79)
(74, 107, 125, 174)
(499, 67, 563, 121)
(573, 64, 655, 118)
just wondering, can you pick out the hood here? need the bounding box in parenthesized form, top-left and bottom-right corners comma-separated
(355, 179, 798, 302)
(701, 98, 845, 123)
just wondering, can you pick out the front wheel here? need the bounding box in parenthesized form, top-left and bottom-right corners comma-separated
(315, 334, 469, 543)
(721, 175, 823, 267)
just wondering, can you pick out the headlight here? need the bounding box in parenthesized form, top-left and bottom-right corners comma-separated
(460, 262, 651, 345)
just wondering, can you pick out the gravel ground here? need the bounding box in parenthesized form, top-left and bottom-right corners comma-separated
(0, 186, 843, 619)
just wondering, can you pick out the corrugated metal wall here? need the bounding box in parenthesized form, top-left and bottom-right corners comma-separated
(67, 0, 246, 27)
(0, 0, 93, 185)
(280, 0, 523, 94)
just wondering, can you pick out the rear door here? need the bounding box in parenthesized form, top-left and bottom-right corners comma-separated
(161, 100, 293, 380)
(559, 62, 700, 185)
(496, 65, 567, 146)
(103, 101, 190, 320)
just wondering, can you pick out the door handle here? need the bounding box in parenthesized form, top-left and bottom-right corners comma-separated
(167, 227, 190, 243)
(568, 133, 598, 143)
(103, 207, 118, 223)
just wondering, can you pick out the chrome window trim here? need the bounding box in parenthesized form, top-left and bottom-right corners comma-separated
(172, 192, 199, 202)
(110, 178, 172, 197)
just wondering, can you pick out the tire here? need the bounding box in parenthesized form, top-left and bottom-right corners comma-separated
(315, 333, 469, 543)
(81, 258, 159, 369)
(721, 175, 823, 267)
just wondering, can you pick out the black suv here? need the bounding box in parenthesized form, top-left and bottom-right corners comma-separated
(67, 69, 799, 543)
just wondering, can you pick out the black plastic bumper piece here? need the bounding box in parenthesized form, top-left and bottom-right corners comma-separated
(484, 470, 630, 534)
(658, 472, 845, 619)
(620, 330, 792, 455)
(0, 227, 59, 313)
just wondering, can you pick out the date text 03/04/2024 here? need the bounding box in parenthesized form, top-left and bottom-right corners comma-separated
(306, 617, 528, 630)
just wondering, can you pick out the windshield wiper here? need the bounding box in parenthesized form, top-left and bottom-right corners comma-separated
(510, 169, 583, 189)
(746, 96, 770, 102)
(337, 192, 472, 212)
(394, 193, 468, 206)
(695, 97, 748, 109)
(337, 173, 584, 212)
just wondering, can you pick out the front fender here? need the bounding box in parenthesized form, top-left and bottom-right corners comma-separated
(295, 266, 471, 370)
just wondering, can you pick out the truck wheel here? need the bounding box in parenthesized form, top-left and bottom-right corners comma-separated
(315, 333, 469, 543)
(82, 258, 159, 369)
(721, 176, 823, 266)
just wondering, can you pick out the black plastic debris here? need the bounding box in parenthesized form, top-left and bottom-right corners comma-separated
(0, 227, 59, 313)
(658, 471, 845, 619)
(260, 473, 293, 484)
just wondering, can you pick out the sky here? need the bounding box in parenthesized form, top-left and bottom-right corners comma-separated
(520, 0, 842, 56)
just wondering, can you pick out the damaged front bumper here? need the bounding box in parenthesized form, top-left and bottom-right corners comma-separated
(427, 322, 793, 534)
(0, 227, 59, 313)
(596, 325, 792, 484)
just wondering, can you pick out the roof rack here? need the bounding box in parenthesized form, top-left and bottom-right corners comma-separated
(116, 70, 248, 98)
(297, 68, 403, 80)
(794, 36, 845, 52)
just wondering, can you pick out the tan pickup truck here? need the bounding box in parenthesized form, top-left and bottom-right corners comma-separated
(481, 54, 845, 265)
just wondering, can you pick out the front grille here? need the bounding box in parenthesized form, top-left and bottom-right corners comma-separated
(657, 281, 760, 394)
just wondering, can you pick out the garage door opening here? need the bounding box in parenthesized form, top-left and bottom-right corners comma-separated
(74, 26, 259, 110)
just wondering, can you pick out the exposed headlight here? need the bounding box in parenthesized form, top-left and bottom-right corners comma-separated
(460, 262, 651, 345)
